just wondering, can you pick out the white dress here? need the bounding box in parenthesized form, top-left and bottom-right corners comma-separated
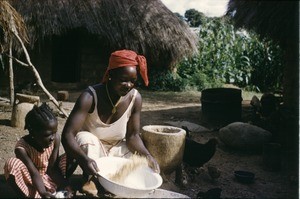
(75, 86, 137, 159)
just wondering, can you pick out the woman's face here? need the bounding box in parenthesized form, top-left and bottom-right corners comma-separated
(110, 66, 137, 96)
(32, 120, 57, 148)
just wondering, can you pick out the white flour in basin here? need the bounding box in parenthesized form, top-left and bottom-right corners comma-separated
(108, 154, 149, 187)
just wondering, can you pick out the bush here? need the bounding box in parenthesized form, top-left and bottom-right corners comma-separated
(145, 16, 283, 92)
(175, 17, 283, 92)
(146, 69, 188, 91)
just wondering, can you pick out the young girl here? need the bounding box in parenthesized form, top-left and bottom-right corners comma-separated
(4, 103, 73, 198)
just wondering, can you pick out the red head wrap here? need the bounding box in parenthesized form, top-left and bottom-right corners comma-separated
(102, 50, 149, 86)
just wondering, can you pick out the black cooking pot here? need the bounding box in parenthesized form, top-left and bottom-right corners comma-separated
(201, 88, 243, 126)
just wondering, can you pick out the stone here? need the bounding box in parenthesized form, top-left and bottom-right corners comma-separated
(164, 121, 210, 133)
(219, 122, 272, 151)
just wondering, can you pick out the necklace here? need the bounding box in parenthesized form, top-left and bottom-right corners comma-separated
(106, 84, 122, 114)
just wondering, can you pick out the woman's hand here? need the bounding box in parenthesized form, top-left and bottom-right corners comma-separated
(146, 154, 160, 173)
(80, 157, 100, 176)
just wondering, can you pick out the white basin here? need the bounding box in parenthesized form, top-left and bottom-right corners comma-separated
(96, 156, 163, 198)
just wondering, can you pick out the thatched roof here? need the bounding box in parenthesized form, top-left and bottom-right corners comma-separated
(8, 0, 198, 68)
(0, 1, 28, 53)
(226, 0, 299, 48)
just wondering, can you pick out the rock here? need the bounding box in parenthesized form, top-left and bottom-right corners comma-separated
(219, 122, 272, 151)
(164, 121, 210, 133)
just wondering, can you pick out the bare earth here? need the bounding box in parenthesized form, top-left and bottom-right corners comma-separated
(0, 89, 298, 198)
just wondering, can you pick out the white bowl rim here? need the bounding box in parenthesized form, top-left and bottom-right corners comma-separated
(96, 156, 163, 191)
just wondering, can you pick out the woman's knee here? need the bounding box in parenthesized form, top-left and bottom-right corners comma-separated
(75, 131, 99, 146)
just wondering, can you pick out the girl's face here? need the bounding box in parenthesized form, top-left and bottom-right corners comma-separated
(32, 120, 58, 148)
(110, 66, 137, 96)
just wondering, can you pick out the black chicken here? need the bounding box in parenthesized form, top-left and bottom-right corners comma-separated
(182, 126, 218, 168)
(175, 126, 218, 185)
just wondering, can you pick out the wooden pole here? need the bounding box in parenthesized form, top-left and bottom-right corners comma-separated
(8, 39, 14, 105)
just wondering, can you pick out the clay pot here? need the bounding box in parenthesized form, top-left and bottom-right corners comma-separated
(201, 88, 242, 127)
(141, 125, 186, 175)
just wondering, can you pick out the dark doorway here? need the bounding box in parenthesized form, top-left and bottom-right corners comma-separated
(52, 31, 81, 83)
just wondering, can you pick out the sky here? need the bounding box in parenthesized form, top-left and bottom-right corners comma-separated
(161, 0, 230, 17)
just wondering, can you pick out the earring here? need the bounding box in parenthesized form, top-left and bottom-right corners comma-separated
(109, 78, 111, 80)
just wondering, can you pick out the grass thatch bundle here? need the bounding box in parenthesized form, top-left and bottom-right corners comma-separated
(226, 0, 298, 48)
(0, 0, 28, 53)
(8, 0, 198, 68)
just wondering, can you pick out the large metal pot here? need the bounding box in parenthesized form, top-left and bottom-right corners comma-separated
(201, 88, 243, 126)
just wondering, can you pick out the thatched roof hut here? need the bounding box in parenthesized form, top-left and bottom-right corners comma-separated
(226, 0, 298, 48)
(226, 0, 299, 108)
(8, 0, 198, 69)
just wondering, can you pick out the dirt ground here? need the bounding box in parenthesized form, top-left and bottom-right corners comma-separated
(0, 89, 298, 198)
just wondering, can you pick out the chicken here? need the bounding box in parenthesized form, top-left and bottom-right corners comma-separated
(175, 126, 218, 184)
(182, 126, 218, 168)
(250, 95, 261, 112)
(260, 92, 278, 117)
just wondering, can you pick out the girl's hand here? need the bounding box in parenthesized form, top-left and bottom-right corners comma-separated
(40, 191, 55, 198)
(146, 155, 160, 173)
(64, 185, 74, 198)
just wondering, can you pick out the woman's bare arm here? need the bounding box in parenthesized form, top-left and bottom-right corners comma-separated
(61, 91, 99, 176)
(126, 91, 160, 173)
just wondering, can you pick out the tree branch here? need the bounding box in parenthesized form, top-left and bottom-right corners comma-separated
(5, 53, 29, 67)
(10, 27, 69, 117)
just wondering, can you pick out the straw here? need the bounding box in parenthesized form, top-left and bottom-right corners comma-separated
(108, 154, 148, 183)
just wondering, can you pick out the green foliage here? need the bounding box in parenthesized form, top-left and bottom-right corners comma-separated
(176, 16, 283, 92)
(147, 15, 283, 92)
(176, 57, 223, 91)
(246, 39, 284, 92)
(146, 68, 188, 91)
(174, 12, 185, 21)
(184, 9, 205, 27)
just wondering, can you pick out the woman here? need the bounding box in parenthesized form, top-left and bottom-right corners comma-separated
(61, 49, 160, 195)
